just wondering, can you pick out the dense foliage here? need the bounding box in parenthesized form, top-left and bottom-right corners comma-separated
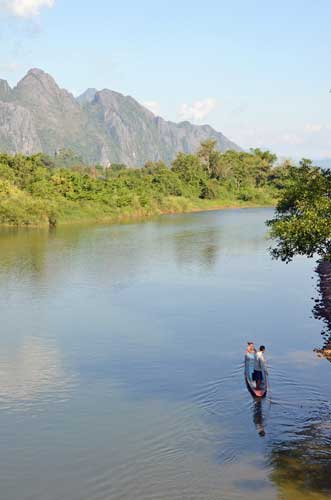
(268, 160, 331, 262)
(0, 141, 291, 226)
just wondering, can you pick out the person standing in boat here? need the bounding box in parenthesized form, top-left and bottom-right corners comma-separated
(253, 345, 267, 389)
(245, 342, 256, 381)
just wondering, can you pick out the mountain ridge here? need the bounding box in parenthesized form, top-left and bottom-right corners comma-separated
(0, 68, 241, 166)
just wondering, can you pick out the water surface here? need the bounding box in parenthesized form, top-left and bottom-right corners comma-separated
(0, 208, 330, 500)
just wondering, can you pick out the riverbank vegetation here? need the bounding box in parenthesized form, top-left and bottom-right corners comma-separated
(0, 141, 293, 227)
(268, 160, 331, 360)
(268, 159, 331, 262)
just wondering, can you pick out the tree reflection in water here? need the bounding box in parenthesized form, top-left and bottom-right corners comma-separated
(313, 260, 331, 361)
(268, 260, 331, 499)
(269, 416, 331, 499)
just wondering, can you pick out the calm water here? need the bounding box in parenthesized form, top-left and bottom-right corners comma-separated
(0, 208, 330, 500)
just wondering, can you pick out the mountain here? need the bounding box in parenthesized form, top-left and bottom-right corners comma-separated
(0, 79, 12, 101)
(0, 68, 241, 166)
(76, 88, 98, 105)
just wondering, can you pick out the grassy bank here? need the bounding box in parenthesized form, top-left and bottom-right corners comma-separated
(0, 143, 288, 228)
(55, 194, 276, 227)
(0, 188, 276, 228)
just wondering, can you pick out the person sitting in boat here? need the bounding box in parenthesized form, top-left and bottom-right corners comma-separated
(253, 345, 267, 389)
(245, 342, 256, 381)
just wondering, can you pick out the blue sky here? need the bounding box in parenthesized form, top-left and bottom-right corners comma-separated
(0, 0, 330, 158)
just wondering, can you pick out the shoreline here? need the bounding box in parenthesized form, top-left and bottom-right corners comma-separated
(0, 199, 275, 230)
(163, 203, 275, 215)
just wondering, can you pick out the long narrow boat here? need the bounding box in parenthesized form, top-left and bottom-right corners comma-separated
(245, 357, 267, 398)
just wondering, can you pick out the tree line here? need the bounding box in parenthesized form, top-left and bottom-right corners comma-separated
(0, 140, 294, 226)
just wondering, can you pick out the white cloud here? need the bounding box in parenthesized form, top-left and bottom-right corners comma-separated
(178, 98, 218, 123)
(2, 0, 55, 17)
(143, 100, 160, 116)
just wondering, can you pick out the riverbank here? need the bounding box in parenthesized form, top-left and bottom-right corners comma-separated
(30, 193, 277, 228)
(0, 149, 285, 228)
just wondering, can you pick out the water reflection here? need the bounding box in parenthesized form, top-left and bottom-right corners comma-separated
(266, 261, 331, 497)
(266, 257, 331, 500)
(0, 228, 49, 280)
(173, 228, 221, 271)
(1, 209, 331, 500)
(252, 399, 266, 437)
(0, 211, 270, 290)
(269, 412, 331, 499)
(313, 260, 331, 361)
(0, 337, 71, 410)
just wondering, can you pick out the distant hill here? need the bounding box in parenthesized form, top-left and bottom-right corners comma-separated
(0, 68, 241, 166)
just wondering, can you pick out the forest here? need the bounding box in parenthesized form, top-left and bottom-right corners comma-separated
(0, 140, 295, 226)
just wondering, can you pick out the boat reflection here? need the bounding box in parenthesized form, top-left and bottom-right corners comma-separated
(252, 399, 266, 437)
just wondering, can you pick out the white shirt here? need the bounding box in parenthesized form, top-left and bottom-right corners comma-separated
(254, 351, 266, 371)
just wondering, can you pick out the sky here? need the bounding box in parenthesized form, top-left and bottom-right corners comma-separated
(0, 0, 330, 159)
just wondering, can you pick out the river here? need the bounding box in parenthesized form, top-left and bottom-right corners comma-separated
(0, 208, 330, 500)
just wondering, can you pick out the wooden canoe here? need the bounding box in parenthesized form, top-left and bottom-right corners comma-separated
(245, 357, 267, 398)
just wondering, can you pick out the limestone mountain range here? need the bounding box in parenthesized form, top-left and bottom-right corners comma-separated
(0, 68, 240, 166)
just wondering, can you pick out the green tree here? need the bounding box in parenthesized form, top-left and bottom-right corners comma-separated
(197, 139, 220, 178)
(250, 148, 277, 186)
(267, 164, 331, 262)
(172, 152, 207, 197)
(151, 165, 184, 196)
(54, 149, 86, 168)
(0, 144, 284, 227)
(110, 163, 127, 172)
(268, 159, 294, 190)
